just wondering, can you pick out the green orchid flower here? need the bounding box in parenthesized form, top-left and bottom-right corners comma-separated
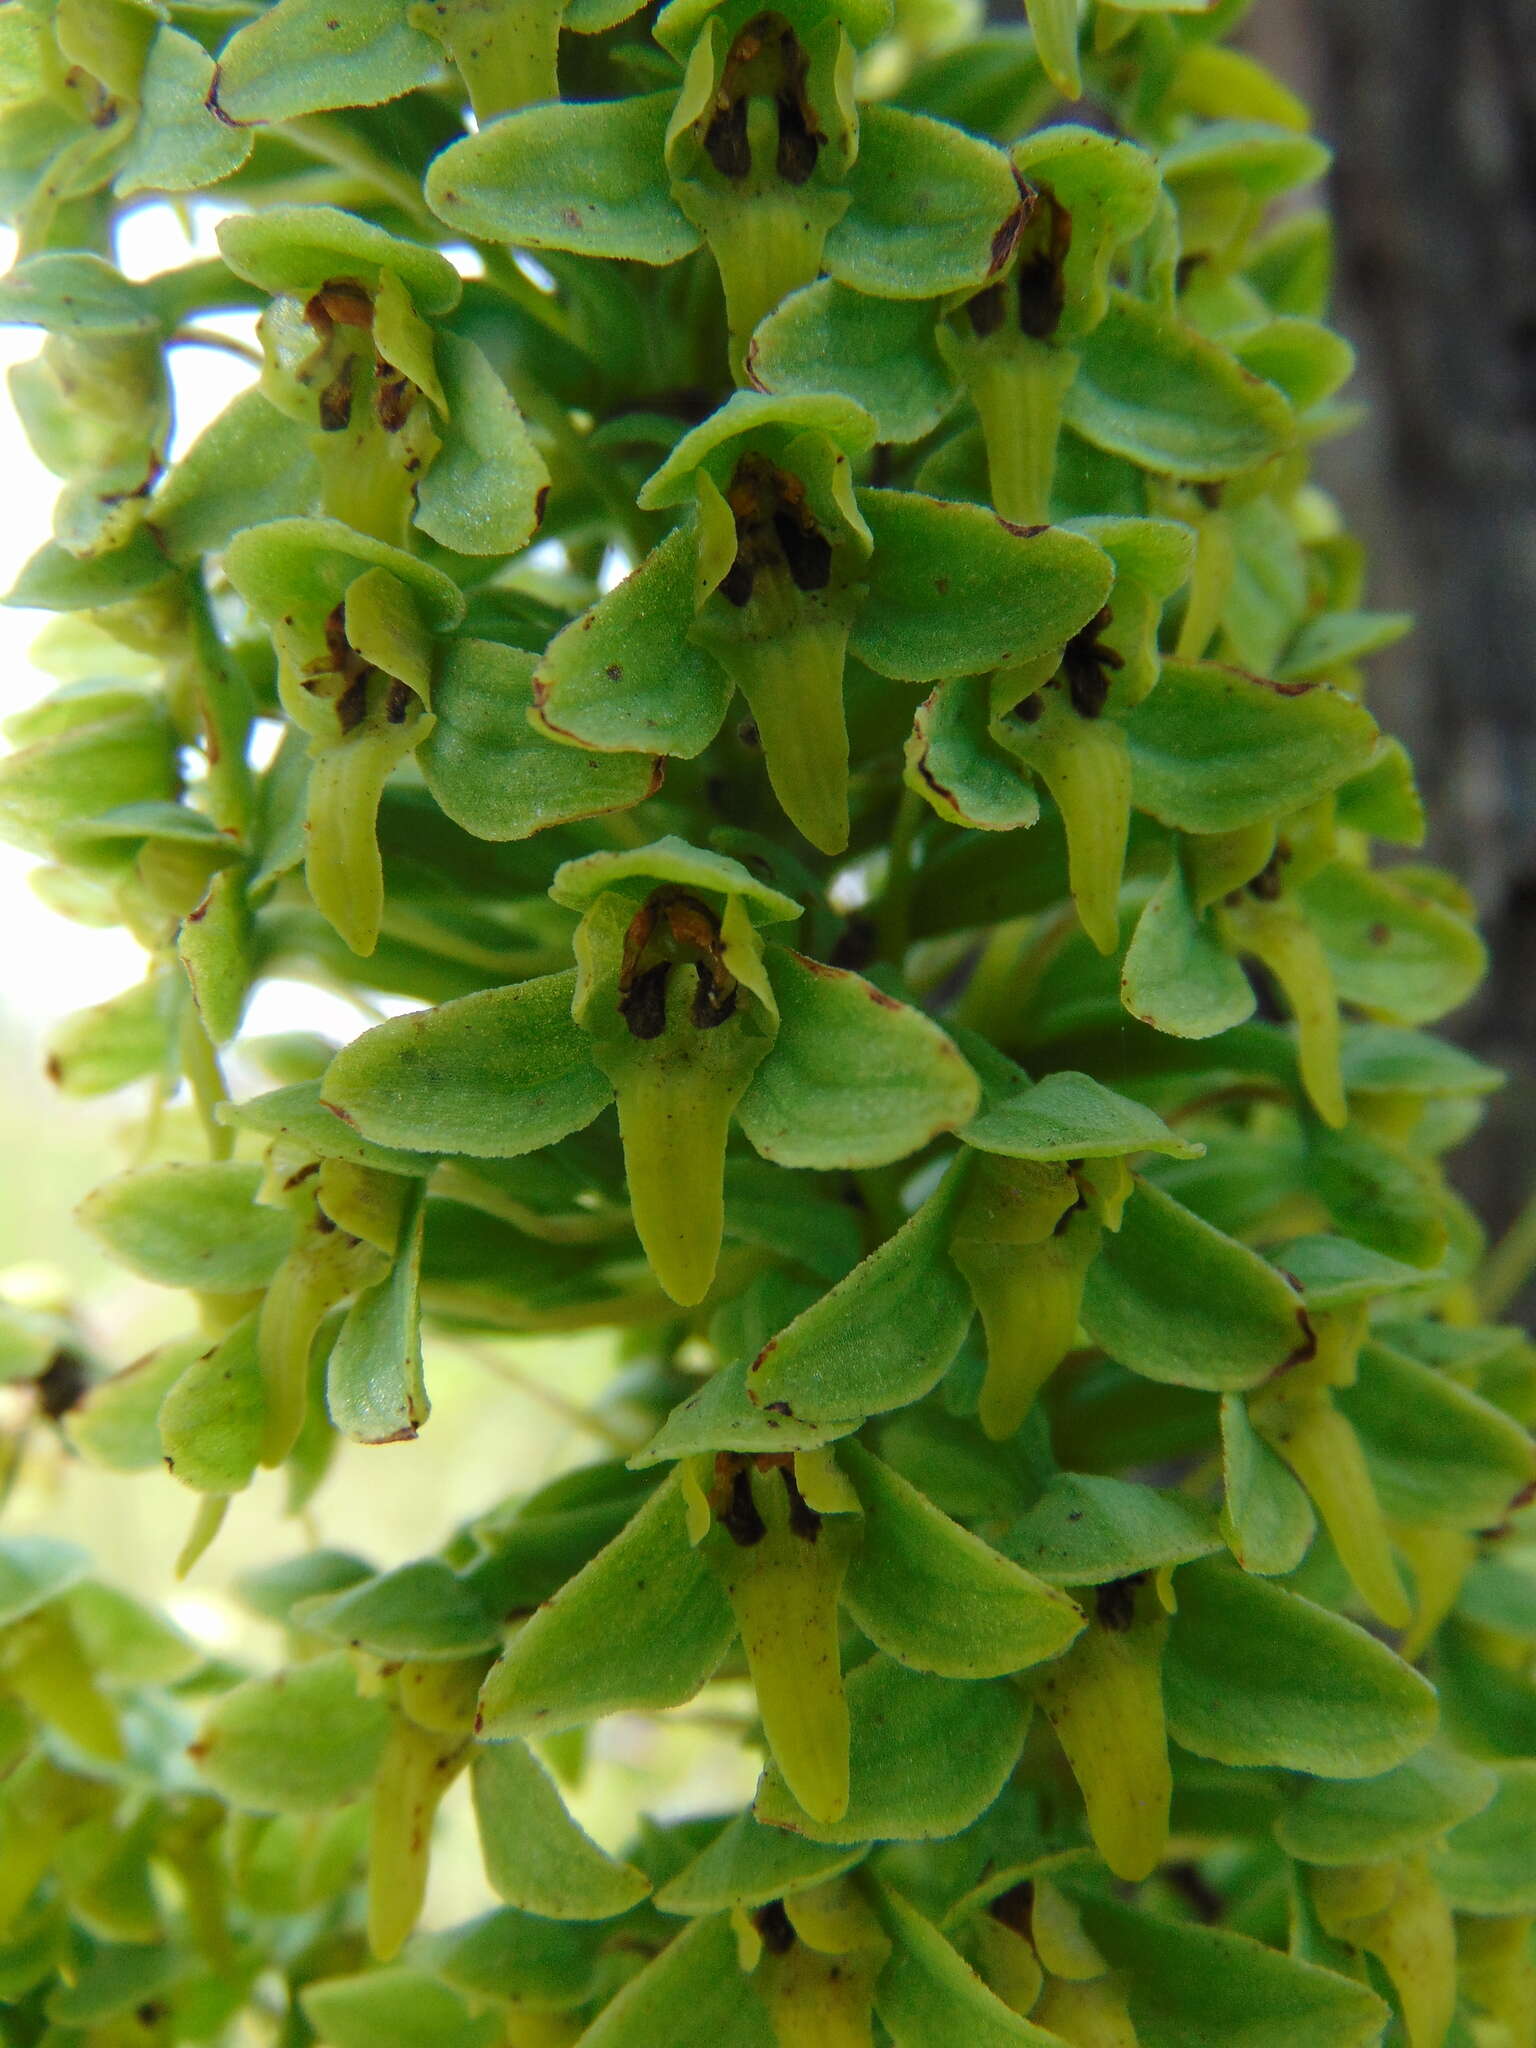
(323, 836, 979, 1305)
(530, 389, 1114, 853)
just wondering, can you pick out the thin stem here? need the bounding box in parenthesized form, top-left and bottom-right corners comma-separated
(181, 1009, 233, 1161)
(873, 787, 924, 965)
(466, 1344, 638, 1453)
(1480, 1182, 1536, 1315)
(170, 328, 262, 367)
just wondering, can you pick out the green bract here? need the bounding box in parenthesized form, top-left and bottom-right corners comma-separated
(0, 1, 1527, 2044)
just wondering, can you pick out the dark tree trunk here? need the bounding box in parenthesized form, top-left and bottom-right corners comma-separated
(1248, 0, 1536, 1308)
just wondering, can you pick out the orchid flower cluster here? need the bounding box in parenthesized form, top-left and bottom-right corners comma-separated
(0, 0, 1533, 2041)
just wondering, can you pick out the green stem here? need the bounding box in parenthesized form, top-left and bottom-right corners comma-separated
(1480, 1183, 1536, 1316)
(181, 1008, 232, 1160)
(873, 787, 924, 965)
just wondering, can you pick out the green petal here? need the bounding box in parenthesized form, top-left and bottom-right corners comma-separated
(414, 335, 549, 557)
(77, 1161, 296, 1293)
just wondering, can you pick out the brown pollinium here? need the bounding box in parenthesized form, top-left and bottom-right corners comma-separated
(702, 12, 826, 187)
(616, 888, 741, 1040)
(718, 449, 833, 608)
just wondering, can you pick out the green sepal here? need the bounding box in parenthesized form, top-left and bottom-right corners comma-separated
(839, 1440, 1083, 1678)
(321, 971, 610, 1158)
(220, 1080, 436, 1177)
(77, 1160, 297, 1293)
(1219, 1391, 1316, 1576)
(327, 1176, 428, 1445)
(1065, 289, 1295, 478)
(1162, 1556, 1438, 1776)
(413, 334, 548, 557)
(477, 1473, 736, 1738)
(573, 1914, 775, 2048)
(963, 1063, 1199, 1163)
(1276, 1746, 1499, 1868)
(1127, 660, 1380, 833)
(1430, 1763, 1536, 1913)
(746, 1164, 974, 1421)
(1075, 1895, 1390, 2048)
(0, 255, 163, 340)
(853, 488, 1113, 681)
(1081, 1177, 1307, 1389)
(0, 1535, 90, 1629)
(906, 673, 1041, 831)
(159, 1315, 265, 1496)
(1005, 1472, 1221, 1587)
(754, 1655, 1030, 1845)
(421, 639, 660, 841)
(533, 519, 734, 760)
(1296, 859, 1486, 1026)
(301, 1970, 501, 2048)
(217, 206, 462, 318)
(471, 1741, 651, 1918)
(825, 104, 1024, 300)
(655, 1812, 866, 1916)
(873, 1884, 1065, 2048)
(210, 0, 442, 125)
(298, 1560, 500, 1659)
(1337, 1339, 1536, 1530)
(116, 26, 253, 195)
(192, 1654, 393, 1813)
(45, 967, 182, 1097)
(749, 281, 958, 445)
(426, 94, 701, 264)
(738, 948, 979, 1168)
(1122, 854, 1257, 1038)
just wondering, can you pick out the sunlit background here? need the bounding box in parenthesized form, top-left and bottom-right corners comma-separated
(0, 203, 758, 1926)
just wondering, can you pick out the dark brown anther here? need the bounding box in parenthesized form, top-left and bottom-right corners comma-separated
(34, 1348, 89, 1420)
(619, 961, 671, 1040)
(384, 679, 412, 724)
(704, 94, 751, 179)
(690, 962, 739, 1030)
(318, 355, 356, 433)
(773, 509, 831, 592)
(988, 1880, 1035, 1935)
(776, 89, 820, 184)
(719, 1464, 768, 1546)
(967, 282, 1007, 339)
(1095, 1573, 1146, 1632)
(719, 558, 756, 607)
(753, 1899, 797, 1954)
(1059, 605, 1124, 720)
(308, 278, 375, 331)
(1011, 692, 1044, 723)
(1248, 853, 1285, 902)
(335, 672, 370, 733)
(374, 370, 414, 433)
(780, 1463, 822, 1542)
(1014, 188, 1072, 340)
